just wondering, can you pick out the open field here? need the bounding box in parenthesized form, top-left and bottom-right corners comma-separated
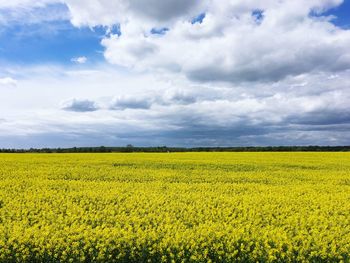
(0, 152, 349, 262)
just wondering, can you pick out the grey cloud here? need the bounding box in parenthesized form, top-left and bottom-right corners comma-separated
(108, 88, 218, 110)
(186, 40, 350, 84)
(109, 96, 152, 110)
(288, 110, 350, 126)
(61, 99, 99, 112)
(4, 87, 350, 148)
(128, 0, 203, 22)
(160, 90, 198, 105)
(59, 88, 219, 113)
(3, 118, 349, 148)
(62, 0, 207, 27)
(150, 119, 350, 147)
(168, 92, 197, 104)
(4, 60, 350, 148)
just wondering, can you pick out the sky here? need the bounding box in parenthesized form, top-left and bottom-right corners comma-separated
(0, 0, 350, 148)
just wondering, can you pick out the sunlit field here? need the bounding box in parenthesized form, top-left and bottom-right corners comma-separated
(0, 153, 349, 262)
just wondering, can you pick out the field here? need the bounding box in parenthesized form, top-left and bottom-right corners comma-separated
(0, 152, 349, 262)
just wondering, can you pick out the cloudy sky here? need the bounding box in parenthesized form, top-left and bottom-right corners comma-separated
(0, 0, 350, 148)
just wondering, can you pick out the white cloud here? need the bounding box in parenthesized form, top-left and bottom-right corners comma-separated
(3, 0, 348, 85)
(0, 0, 55, 9)
(0, 77, 17, 87)
(71, 56, 88, 64)
(101, 0, 350, 84)
(0, 3, 69, 26)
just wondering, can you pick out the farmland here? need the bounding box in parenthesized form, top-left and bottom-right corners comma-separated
(0, 152, 349, 262)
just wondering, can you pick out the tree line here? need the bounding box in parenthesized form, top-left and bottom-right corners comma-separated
(0, 145, 350, 153)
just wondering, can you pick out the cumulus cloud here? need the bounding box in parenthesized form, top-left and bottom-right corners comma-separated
(61, 98, 99, 112)
(3, 1, 350, 85)
(99, 0, 350, 84)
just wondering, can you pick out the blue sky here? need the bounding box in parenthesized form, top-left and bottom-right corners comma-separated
(0, 1, 348, 66)
(0, 4, 106, 65)
(323, 0, 350, 28)
(0, 21, 106, 64)
(0, 0, 350, 148)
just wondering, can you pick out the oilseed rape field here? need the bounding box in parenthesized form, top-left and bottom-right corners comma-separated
(0, 153, 349, 262)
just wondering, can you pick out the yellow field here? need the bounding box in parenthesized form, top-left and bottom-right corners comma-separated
(0, 152, 349, 262)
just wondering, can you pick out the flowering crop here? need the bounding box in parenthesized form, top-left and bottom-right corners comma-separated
(0, 152, 349, 262)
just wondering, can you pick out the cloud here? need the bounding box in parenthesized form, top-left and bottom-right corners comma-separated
(61, 98, 99, 112)
(162, 90, 197, 105)
(0, 77, 17, 87)
(290, 110, 350, 126)
(108, 90, 202, 109)
(0, 0, 55, 9)
(0, 2, 68, 26)
(101, 0, 350, 84)
(71, 56, 87, 64)
(3, 1, 349, 86)
(0, 0, 205, 28)
(109, 96, 152, 110)
(62, 0, 206, 27)
(105, 87, 222, 110)
(2, 1, 350, 147)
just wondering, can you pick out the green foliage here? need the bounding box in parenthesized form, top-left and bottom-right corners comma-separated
(1, 146, 350, 153)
